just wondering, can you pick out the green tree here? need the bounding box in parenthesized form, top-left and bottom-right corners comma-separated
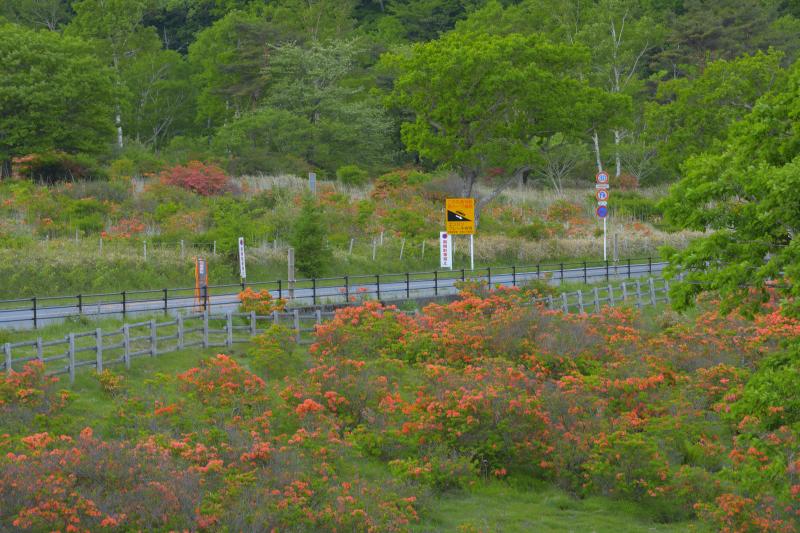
(646, 50, 786, 178)
(661, 60, 800, 310)
(291, 195, 332, 278)
(383, 30, 626, 218)
(0, 24, 115, 175)
(1, 0, 71, 31)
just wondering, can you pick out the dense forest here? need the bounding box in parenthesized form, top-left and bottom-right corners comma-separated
(3, 0, 800, 188)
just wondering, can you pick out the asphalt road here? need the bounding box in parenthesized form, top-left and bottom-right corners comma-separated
(0, 261, 668, 329)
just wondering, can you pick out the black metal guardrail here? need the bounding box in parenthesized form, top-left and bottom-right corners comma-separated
(0, 257, 666, 328)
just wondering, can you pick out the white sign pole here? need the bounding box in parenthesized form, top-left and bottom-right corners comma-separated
(469, 234, 474, 272)
(238, 237, 247, 280)
(603, 218, 607, 261)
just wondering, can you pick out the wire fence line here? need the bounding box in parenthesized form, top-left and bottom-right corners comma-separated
(0, 256, 668, 329)
(2, 277, 670, 384)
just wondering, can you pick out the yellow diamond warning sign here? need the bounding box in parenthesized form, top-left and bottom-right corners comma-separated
(445, 198, 475, 235)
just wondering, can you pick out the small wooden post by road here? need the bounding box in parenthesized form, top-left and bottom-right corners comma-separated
(592, 288, 600, 313)
(621, 282, 628, 302)
(150, 320, 157, 356)
(561, 292, 569, 313)
(226, 312, 233, 348)
(577, 290, 585, 314)
(177, 315, 184, 350)
(123, 325, 131, 369)
(95, 328, 103, 373)
(250, 311, 257, 336)
(287, 248, 295, 300)
(649, 278, 657, 306)
(68, 333, 76, 384)
(293, 309, 301, 343)
(607, 284, 615, 306)
(635, 280, 643, 308)
(4, 342, 11, 374)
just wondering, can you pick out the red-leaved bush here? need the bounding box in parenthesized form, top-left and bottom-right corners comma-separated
(159, 161, 231, 196)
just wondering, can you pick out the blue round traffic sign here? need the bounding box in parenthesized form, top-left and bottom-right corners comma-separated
(596, 205, 608, 218)
(596, 171, 609, 184)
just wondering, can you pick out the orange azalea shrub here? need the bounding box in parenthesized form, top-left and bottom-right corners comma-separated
(239, 287, 286, 315)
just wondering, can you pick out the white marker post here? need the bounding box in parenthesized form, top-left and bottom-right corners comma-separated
(238, 237, 247, 283)
(469, 234, 474, 272)
(596, 172, 610, 261)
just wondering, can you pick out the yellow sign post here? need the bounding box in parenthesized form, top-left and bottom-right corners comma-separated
(445, 198, 475, 235)
(445, 198, 476, 271)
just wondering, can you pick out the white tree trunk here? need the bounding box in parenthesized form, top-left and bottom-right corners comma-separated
(116, 111, 124, 149)
(592, 130, 603, 173)
(614, 129, 622, 177)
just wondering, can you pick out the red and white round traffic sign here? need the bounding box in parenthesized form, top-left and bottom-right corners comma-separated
(596, 189, 609, 201)
(596, 171, 609, 184)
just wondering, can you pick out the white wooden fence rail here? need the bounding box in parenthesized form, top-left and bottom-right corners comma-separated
(2, 278, 669, 383)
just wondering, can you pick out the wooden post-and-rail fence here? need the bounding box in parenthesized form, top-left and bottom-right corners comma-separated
(2, 278, 670, 384)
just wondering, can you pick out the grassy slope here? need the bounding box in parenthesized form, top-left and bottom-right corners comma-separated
(40, 337, 701, 532)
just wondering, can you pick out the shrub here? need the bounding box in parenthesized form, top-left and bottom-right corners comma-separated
(239, 288, 286, 315)
(290, 195, 332, 278)
(336, 164, 369, 186)
(12, 151, 106, 182)
(611, 191, 663, 221)
(159, 161, 231, 196)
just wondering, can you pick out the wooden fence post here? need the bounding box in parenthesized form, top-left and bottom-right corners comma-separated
(150, 319, 157, 356)
(546, 295, 554, 310)
(226, 312, 233, 348)
(649, 278, 657, 306)
(293, 309, 301, 343)
(68, 333, 76, 385)
(250, 311, 257, 336)
(607, 284, 615, 307)
(272, 310, 279, 326)
(664, 279, 670, 303)
(593, 287, 600, 313)
(621, 282, 628, 302)
(37, 337, 43, 362)
(95, 328, 103, 373)
(203, 312, 209, 348)
(561, 292, 569, 313)
(4, 343, 11, 374)
(123, 325, 131, 369)
(635, 280, 643, 308)
(177, 315, 184, 350)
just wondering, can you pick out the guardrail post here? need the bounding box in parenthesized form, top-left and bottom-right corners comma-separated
(487, 267, 492, 288)
(593, 288, 600, 313)
(293, 309, 301, 343)
(537, 263, 541, 280)
(605, 260, 609, 281)
(32, 297, 37, 329)
(203, 287, 209, 312)
(278, 279, 282, 301)
(512, 266, 516, 287)
(405, 273, 410, 299)
(648, 257, 652, 275)
(163, 288, 168, 315)
(68, 333, 75, 384)
(122, 291, 127, 319)
(96, 328, 103, 373)
(177, 315, 184, 350)
(312, 278, 317, 305)
(649, 278, 657, 306)
(461, 268, 465, 282)
(150, 319, 157, 356)
(627, 259, 631, 279)
(583, 262, 587, 284)
(434, 270, 438, 296)
(250, 311, 257, 336)
(77, 294, 83, 315)
(202, 312, 209, 348)
(376, 274, 381, 300)
(560, 263, 564, 284)
(36, 337, 43, 362)
(4, 343, 11, 374)
(226, 312, 233, 348)
(123, 325, 131, 369)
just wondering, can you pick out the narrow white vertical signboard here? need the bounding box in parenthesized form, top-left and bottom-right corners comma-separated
(238, 237, 247, 279)
(440, 232, 452, 269)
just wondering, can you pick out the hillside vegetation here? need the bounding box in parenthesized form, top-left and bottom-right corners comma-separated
(2, 285, 799, 530)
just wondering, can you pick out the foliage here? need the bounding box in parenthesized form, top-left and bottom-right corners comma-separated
(159, 161, 231, 196)
(239, 288, 287, 315)
(336, 164, 369, 186)
(290, 195, 333, 278)
(0, 24, 115, 164)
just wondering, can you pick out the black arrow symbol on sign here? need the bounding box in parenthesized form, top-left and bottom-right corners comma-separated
(447, 210, 471, 222)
